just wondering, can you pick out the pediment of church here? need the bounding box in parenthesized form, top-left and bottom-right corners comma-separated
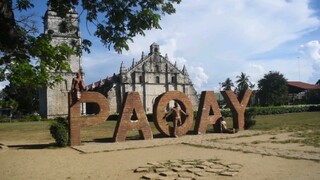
(122, 43, 188, 78)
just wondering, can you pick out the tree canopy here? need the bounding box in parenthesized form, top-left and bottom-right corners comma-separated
(257, 71, 289, 106)
(0, 0, 181, 86)
(0, 0, 181, 114)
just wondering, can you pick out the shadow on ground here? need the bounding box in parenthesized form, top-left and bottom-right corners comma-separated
(8, 143, 60, 150)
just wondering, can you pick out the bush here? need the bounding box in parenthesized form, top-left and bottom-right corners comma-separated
(50, 117, 69, 147)
(244, 108, 256, 129)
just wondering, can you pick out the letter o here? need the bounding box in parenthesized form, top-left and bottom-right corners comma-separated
(153, 91, 194, 137)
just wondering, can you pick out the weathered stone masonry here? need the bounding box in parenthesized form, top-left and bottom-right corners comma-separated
(39, 8, 83, 119)
(87, 43, 199, 114)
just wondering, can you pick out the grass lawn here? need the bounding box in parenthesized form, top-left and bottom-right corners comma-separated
(0, 112, 319, 146)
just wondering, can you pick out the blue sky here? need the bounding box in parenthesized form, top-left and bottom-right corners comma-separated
(9, 0, 320, 92)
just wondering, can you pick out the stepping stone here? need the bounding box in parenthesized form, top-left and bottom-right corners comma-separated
(220, 171, 239, 177)
(201, 161, 215, 166)
(187, 168, 203, 173)
(172, 167, 187, 172)
(134, 167, 150, 173)
(196, 165, 207, 169)
(155, 168, 168, 173)
(194, 171, 208, 177)
(141, 173, 161, 179)
(175, 178, 193, 180)
(206, 168, 225, 173)
(184, 161, 197, 165)
(159, 171, 178, 177)
(179, 165, 194, 168)
(169, 162, 180, 167)
(178, 172, 195, 178)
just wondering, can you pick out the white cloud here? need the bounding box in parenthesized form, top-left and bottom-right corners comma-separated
(300, 40, 320, 62)
(82, 0, 320, 90)
(189, 66, 209, 91)
(299, 40, 320, 83)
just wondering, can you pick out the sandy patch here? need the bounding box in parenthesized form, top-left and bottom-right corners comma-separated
(1, 144, 320, 180)
(1, 130, 320, 180)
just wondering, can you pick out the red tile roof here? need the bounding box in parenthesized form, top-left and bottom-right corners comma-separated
(287, 81, 320, 90)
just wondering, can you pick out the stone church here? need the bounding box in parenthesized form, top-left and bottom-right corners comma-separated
(39, 7, 83, 119)
(87, 43, 199, 114)
(38, 7, 198, 118)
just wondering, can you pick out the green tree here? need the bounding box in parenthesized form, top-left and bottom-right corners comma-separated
(1, 0, 181, 86)
(1, 84, 38, 114)
(221, 78, 234, 90)
(257, 71, 289, 106)
(235, 72, 254, 100)
(305, 80, 320, 104)
(0, 0, 181, 114)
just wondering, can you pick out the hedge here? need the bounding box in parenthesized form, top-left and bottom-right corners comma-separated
(221, 104, 320, 117)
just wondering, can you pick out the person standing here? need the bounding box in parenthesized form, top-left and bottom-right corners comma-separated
(165, 102, 188, 137)
(71, 72, 85, 101)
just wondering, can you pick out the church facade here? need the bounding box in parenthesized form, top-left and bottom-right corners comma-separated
(87, 43, 199, 114)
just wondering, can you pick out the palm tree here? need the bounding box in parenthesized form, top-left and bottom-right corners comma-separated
(221, 78, 234, 90)
(235, 72, 254, 100)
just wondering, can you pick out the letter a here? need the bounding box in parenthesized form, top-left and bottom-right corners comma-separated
(194, 91, 222, 134)
(220, 90, 253, 130)
(113, 92, 153, 142)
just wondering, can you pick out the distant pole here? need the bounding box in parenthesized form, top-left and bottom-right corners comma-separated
(297, 57, 300, 81)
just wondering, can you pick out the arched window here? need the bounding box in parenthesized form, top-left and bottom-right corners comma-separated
(156, 76, 160, 83)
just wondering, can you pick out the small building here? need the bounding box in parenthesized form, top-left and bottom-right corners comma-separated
(288, 81, 320, 103)
(87, 43, 199, 114)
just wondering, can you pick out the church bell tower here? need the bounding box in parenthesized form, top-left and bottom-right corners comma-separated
(39, 6, 82, 119)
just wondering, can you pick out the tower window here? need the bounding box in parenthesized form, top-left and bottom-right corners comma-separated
(59, 21, 69, 33)
(156, 76, 160, 83)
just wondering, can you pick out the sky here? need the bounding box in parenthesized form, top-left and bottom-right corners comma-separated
(7, 0, 320, 92)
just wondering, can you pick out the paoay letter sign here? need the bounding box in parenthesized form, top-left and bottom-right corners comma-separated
(69, 90, 253, 146)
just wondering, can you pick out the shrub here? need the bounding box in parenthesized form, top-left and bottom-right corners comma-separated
(244, 108, 256, 129)
(50, 117, 69, 147)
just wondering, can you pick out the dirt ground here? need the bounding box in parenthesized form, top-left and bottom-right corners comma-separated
(1, 131, 320, 180)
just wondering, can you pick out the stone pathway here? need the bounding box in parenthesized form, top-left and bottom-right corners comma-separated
(134, 159, 243, 180)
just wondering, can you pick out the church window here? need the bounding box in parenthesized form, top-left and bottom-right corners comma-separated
(139, 76, 143, 83)
(171, 76, 176, 83)
(156, 76, 160, 83)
